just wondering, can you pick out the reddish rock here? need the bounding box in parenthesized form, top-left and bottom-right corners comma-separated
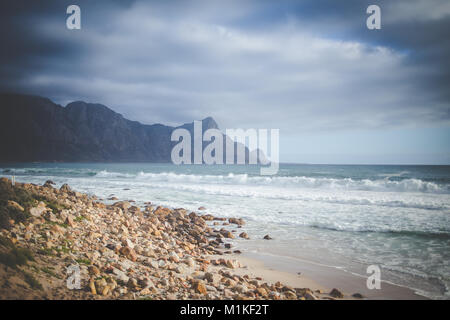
(120, 246, 137, 262)
(239, 232, 249, 239)
(192, 280, 207, 294)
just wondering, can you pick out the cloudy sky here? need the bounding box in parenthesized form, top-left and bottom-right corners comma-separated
(1, 0, 449, 164)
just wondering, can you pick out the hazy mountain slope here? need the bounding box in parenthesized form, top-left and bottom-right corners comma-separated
(0, 93, 253, 163)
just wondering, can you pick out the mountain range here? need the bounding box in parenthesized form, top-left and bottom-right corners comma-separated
(0, 93, 252, 163)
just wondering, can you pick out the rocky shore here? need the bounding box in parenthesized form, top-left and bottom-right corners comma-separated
(0, 177, 348, 300)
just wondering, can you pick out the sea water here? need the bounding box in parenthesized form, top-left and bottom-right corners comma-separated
(1, 163, 449, 299)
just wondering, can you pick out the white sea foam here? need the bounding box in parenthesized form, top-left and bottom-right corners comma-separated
(89, 171, 449, 194)
(95, 170, 135, 178)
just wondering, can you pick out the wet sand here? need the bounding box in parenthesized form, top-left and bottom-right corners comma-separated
(230, 251, 427, 300)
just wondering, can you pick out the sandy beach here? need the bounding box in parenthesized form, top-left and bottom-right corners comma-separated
(226, 253, 426, 300)
(0, 177, 430, 300)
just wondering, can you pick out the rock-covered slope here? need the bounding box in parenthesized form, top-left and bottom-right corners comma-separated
(0, 177, 348, 300)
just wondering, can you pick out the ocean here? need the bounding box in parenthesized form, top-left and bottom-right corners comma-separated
(1, 163, 449, 299)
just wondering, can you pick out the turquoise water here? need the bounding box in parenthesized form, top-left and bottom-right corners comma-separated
(1, 163, 449, 299)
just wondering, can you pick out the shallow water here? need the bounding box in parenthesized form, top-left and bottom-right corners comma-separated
(2, 163, 449, 299)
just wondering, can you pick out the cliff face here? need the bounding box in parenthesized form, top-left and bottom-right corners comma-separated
(0, 93, 223, 162)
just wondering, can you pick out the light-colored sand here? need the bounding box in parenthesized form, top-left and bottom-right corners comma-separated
(221, 252, 427, 300)
(224, 255, 326, 291)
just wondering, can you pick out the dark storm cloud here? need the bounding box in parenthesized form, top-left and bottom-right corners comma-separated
(0, 0, 449, 131)
(275, 0, 450, 105)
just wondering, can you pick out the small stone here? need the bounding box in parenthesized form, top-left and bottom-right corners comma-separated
(43, 180, 55, 188)
(113, 268, 129, 283)
(228, 217, 245, 226)
(221, 230, 234, 239)
(239, 232, 249, 239)
(101, 285, 110, 296)
(235, 284, 248, 294)
(304, 292, 318, 300)
(88, 265, 100, 276)
(120, 246, 137, 262)
(352, 293, 364, 299)
(204, 272, 221, 286)
(140, 288, 151, 295)
(226, 260, 235, 269)
(7, 200, 24, 212)
(122, 238, 135, 249)
(29, 204, 47, 217)
(148, 259, 159, 269)
(60, 183, 72, 193)
(205, 285, 217, 292)
(113, 201, 131, 211)
(169, 252, 180, 263)
(65, 216, 75, 227)
(256, 287, 267, 297)
(192, 280, 207, 294)
(128, 278, 140, 291)
(263, 234, 272, 240)
(158, 260, 167, 268)
(184, 257, 196, 268)
(285, 291, 297, 299)
(89, 279, 97, 295)
(329, 288, 344, 298)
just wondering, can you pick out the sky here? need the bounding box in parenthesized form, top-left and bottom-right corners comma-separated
(0, 0, 449, 164)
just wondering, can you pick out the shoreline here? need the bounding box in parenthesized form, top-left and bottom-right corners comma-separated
(0, 177, 426, 300)
(232, 252, 427, 300)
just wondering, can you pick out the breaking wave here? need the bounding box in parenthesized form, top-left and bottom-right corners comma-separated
(90, 171, 449, 194)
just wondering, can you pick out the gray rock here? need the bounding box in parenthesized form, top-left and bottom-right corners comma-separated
(113, 268, 130, 283)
